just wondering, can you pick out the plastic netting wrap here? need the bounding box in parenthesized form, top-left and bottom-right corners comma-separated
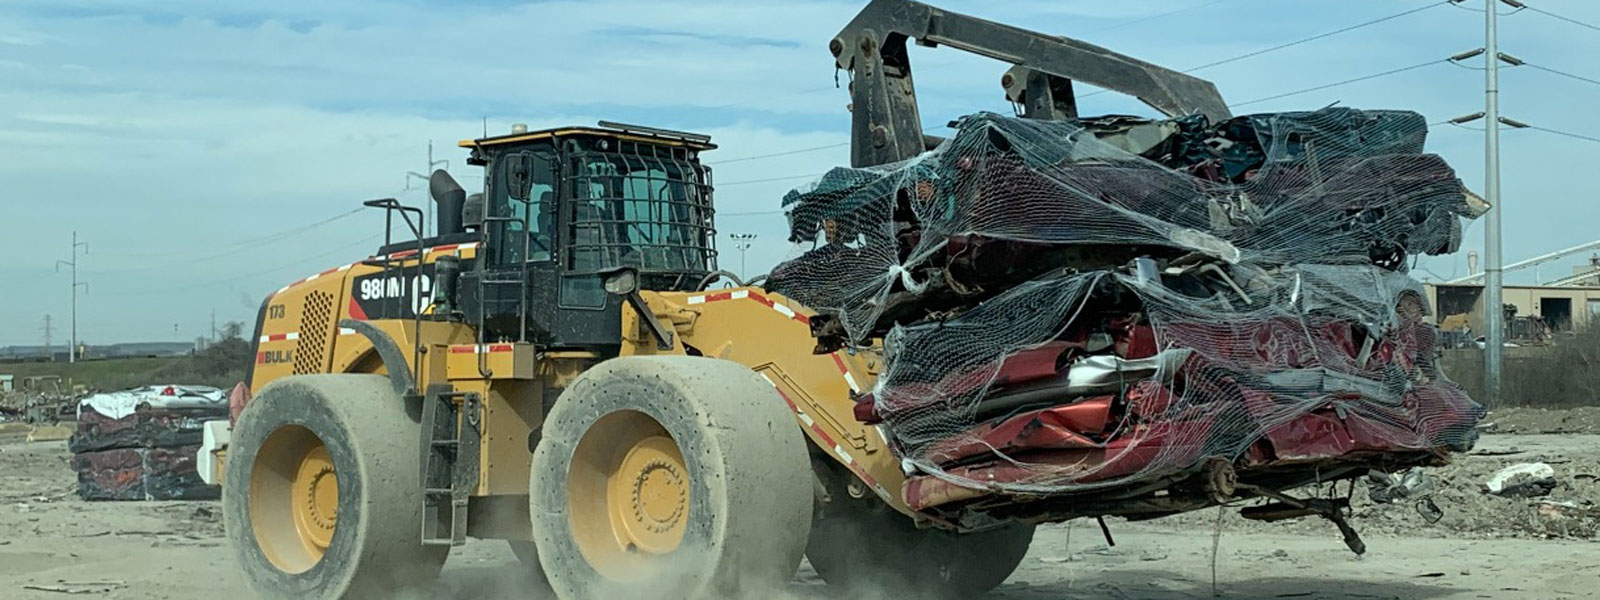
(768, 108, 1485, 497)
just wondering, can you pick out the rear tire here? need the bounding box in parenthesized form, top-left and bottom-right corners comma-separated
(223, 375, 446, 599)
(529, 356, 812, 600)
(806, 460, 1034, 599)
(506, 541, 552, 592)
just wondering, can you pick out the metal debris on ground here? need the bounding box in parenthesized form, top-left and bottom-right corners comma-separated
(1484, 462, 1558, 498)
(1368, 467, 1435, 503)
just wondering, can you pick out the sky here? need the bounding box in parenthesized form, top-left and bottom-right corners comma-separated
(2, 0, 1598, 346)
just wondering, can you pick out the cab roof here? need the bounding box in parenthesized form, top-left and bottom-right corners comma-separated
(457, 120, 717, 151)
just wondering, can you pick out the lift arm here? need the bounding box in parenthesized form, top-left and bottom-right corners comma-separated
(832, 0, 1233, 168)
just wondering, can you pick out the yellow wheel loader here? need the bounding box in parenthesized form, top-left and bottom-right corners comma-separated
(210, 1, 1477, 598)
(219, 120, 987, 599)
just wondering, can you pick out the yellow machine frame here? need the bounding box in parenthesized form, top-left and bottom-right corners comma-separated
(250, 244, 910, 540)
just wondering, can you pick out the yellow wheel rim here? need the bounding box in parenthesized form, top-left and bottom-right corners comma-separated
(567, 410, 690, 579)
(249, 426, 338, 574)
(291, 445, 339, 551)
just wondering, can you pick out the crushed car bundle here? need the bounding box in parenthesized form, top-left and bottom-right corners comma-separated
(768, 108, 1486, 528)
(71, 385, 225, 501)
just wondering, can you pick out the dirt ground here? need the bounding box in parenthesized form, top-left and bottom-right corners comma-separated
(2, 427, 1597, 599)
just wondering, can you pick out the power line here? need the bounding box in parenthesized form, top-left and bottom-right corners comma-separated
(1525, 62, 1600, 88)
(1184, 1, 1450, 73)
(1525, 124, 1600, 144)
(1084, 0, 1229, 35)
(121, 234, 385, 296)
(712, 142, 849, 165)
(1078, 1, 1450, 103)
(104, 207, 366, 259)
(718, 172, 829, 187)
(1446, 0, 1525, 15)
(1233, 59, 1447, 107)
(1525, 3, 1600, 33)
(105, 189, 426, 273)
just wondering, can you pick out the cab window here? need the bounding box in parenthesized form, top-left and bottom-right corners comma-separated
(492, 152, 556, 264)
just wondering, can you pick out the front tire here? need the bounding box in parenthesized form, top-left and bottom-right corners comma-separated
(529, 356, 813, 600)
(223, 375, 446, 599)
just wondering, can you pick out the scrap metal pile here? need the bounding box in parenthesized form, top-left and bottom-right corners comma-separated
(0, 376, 77, 425)
(71, 385, 224, 501)
(768, 108, 1488, 510)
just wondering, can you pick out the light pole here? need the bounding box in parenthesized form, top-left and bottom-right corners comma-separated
(54, 231, 89, 363)
(728, 233, 757, 280)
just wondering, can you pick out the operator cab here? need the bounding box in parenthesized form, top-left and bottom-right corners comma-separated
(447, 121, 719, 353)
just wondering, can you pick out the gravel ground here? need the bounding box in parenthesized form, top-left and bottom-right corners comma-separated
(2, 428, 1597, 599)
(1159, 433, 1600, 541)
(1482, 406, 1600, 435)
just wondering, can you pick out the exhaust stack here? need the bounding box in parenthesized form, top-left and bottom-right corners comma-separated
(428, 169, 466, 236)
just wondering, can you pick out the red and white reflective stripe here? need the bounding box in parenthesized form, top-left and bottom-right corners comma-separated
(684, 289, 811, 325)
(686, 289, 867, 404)
(448, 344, 514, 354)
(279, 262, 358, 295)
(258, 329, 356, 343)
(276, 242, 481, 295)
(759, 373, 891, 502)
(830, 353, 861, 393)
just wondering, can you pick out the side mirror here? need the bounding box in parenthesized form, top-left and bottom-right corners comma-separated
(602, 267, 671, 350)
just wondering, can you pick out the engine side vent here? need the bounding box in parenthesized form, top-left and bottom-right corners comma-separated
(294, 291, 334, 375)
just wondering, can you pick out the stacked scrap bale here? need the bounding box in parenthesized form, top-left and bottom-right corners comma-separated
(71, 385, 225, 501)
(769, 108, 1486, 507)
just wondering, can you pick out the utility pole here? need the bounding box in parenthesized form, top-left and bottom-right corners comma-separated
(54, 231, 89, 363)
(1446, 0, 1526, 405)
(406, 141, 450, 237)
(210, 309, 217, 344)
(729, 233, 757, 280)
(40, 315, 54, 360)
(1483, 0, 1505, 405)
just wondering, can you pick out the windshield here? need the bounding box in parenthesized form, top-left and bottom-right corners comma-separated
(567, 148, 716, 277)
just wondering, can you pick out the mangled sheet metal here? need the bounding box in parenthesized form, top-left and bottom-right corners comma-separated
(73, 445, 218, 501)
(768, 108, 1484, 514)
(77, 385, 225, 420)
(71, 385, 228, 501)
(72, 385, 228, 453)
